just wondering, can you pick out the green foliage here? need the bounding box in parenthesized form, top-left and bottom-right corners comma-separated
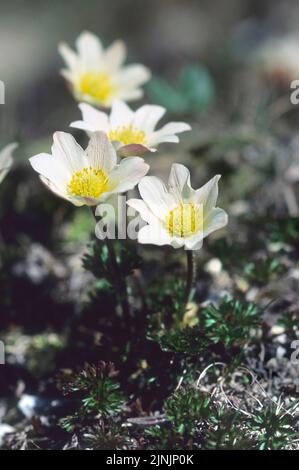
(243, 256, 286, 286)
(146, 278, 186, 328)
(165, 386, 211, 436)
(146, 386, 299, 450)
(278, 311, 299, 339)
(267, 217, 299, 251)
(65, 208, 94, 243)
(146, 386, 254, 450)
(83, 240, 140, 285)
(247, 402, 299, 450)
(148, 297, 261, 357)
(148, 64, 215, 114)
(209, 238, 286, 286)
(58, 362, 126, 433)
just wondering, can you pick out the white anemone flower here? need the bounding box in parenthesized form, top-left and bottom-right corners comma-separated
(127, 164, 228, 250)
(29, 131, 149, 207)
(0, 143, 17, 184)
(70, 100, 191, 157)
(256, 35, 299, 85)
(58, 31, 151, 108)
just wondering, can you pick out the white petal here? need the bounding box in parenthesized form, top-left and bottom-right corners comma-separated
(0, 151, 13, 184)
(76, 31, 103, 67)
(118, 64, 151, 89)
(138, 223, 172, 246)
(52, 132, 85, 174)
(184, 233, 204, 251)
(118, 88, 144, 102)
(29, 153, 70, 190)
(58, 42, 80, 71)
(109, 100, 134, 129)
(156, 122, 191, 135)
(192, 175, 221, 212)
(132, 105, 165, 132)
(203, 207, 228, 238)
(149, 122, 191, 146)
(138, 176, 175, 220)
(71, 103, 109, 132)
(151, 134, 179, 145)
(103, 40, 126, 71)
(170, 237, 186, 249)
(127, 198, 157, 225)
(168, 163, 194, 202)
(86, 131, 117, 173)
(39, 175, 76, 204)
(0, 143, 17, 170)
(70, 120, 96, 132)
(108, 157, 149, 193)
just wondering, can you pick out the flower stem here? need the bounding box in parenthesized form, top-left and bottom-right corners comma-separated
(185, 250, 197, 304)
(105, 236, 131, 322)
(90, 207, 131, 325)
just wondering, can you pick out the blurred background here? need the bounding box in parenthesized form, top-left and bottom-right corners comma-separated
(1, 0, 299, 142)
(1, 0, 299, 450)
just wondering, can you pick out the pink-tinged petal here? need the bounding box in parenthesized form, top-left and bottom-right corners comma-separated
(117, 143, 151, 157)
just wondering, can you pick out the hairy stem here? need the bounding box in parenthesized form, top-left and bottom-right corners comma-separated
(185, 250, 197, 304)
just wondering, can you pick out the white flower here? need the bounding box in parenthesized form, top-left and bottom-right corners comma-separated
(29, 131, 149, 207)
(58, 31, 151, 108)
(0, 143, 17, 184)
(256, 35, 299, 85)
(70, 100, 191, 156)
(127, 164, 228, 250)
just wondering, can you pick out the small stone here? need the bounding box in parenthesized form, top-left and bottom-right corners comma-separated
(205, 258, 222, 275)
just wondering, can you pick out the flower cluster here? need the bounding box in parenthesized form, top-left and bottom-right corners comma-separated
(29, 31, 227, 250)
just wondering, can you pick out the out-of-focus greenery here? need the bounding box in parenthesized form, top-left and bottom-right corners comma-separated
(148, 64, 215, 114)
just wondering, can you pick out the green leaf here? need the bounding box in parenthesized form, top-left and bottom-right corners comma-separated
(179, 64, 215, 111)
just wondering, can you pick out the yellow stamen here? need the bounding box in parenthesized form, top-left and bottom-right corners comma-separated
(79, 72, 115, 105)
(68, 166, 108, 199)
(166, 203, 202, 238)
(109, 125, 146, 145)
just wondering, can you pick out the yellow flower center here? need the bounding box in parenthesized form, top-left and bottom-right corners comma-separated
(166, 203, 202, 238)
(109, 125, 146, 145)
(79, 72, 115, 105)
(68, 166, 108, 199)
